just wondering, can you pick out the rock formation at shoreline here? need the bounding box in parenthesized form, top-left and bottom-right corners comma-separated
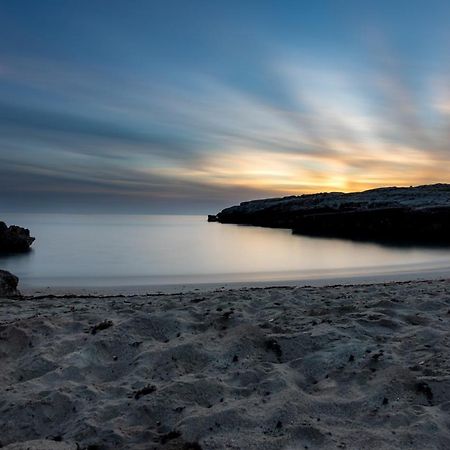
(209, 184, 450, 244)
(0, 221, 35, 253)
(0, 270, 19, 297)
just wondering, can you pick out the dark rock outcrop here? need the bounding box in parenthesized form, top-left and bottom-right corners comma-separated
(207, 215, 218, 222)
(210, 184, 450, 244)
(0, 221, 35, 253)
(0, 270, 19, 297)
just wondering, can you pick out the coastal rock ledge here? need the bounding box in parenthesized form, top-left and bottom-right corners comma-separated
(209, 184, 450, 244)
(0, 270, 19, 297)
(0, 221, 35, 253)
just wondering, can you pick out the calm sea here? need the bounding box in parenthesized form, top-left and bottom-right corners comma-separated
(2, 214, 450, 289)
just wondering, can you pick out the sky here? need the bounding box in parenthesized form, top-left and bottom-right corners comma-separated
(1, 0, 450, 213)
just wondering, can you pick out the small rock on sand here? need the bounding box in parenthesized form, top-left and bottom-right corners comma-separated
(0, 270, 19, 297)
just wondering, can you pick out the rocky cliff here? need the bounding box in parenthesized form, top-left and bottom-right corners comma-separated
(209, 184, 450, 244)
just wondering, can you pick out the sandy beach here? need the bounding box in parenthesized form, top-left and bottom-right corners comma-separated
(4, 0, 450, 448)
(1, 280, 450, 450)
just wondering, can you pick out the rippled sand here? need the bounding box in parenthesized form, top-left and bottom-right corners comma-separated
(1, 280, 450, 449)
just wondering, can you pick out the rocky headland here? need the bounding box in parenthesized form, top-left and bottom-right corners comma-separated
(209, 184, 450, 244)
(0, 221, 35, 253)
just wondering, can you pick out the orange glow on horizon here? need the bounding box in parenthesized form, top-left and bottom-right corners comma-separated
(145, 143, 445, 197)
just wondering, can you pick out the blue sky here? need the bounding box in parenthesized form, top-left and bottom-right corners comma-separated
(1, 0, 450, 212)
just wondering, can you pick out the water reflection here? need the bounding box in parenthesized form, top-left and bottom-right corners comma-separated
(0, 249, 36, 272)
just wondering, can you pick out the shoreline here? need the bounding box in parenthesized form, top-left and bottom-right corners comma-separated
(16, 277, 450, 301)
(2, 278, 450, 449)
(16, 264, 450, 297)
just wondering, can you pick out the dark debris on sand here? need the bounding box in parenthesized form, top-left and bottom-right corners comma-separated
(90, 320, 113, 335)
(134, 384, 157, 400)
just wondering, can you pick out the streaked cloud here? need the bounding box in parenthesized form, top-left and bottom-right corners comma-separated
(1, 1, 450, 212)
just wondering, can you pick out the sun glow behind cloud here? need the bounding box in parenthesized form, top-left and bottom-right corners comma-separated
(139, 56, 448, 196)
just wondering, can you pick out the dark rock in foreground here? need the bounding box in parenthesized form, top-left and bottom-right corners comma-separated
(211, 184, 450, 244)
(0, 221, 35, 253)
(0, 270, 19, 297)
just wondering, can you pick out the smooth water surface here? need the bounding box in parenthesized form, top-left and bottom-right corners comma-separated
(2, 214, 450, 288)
